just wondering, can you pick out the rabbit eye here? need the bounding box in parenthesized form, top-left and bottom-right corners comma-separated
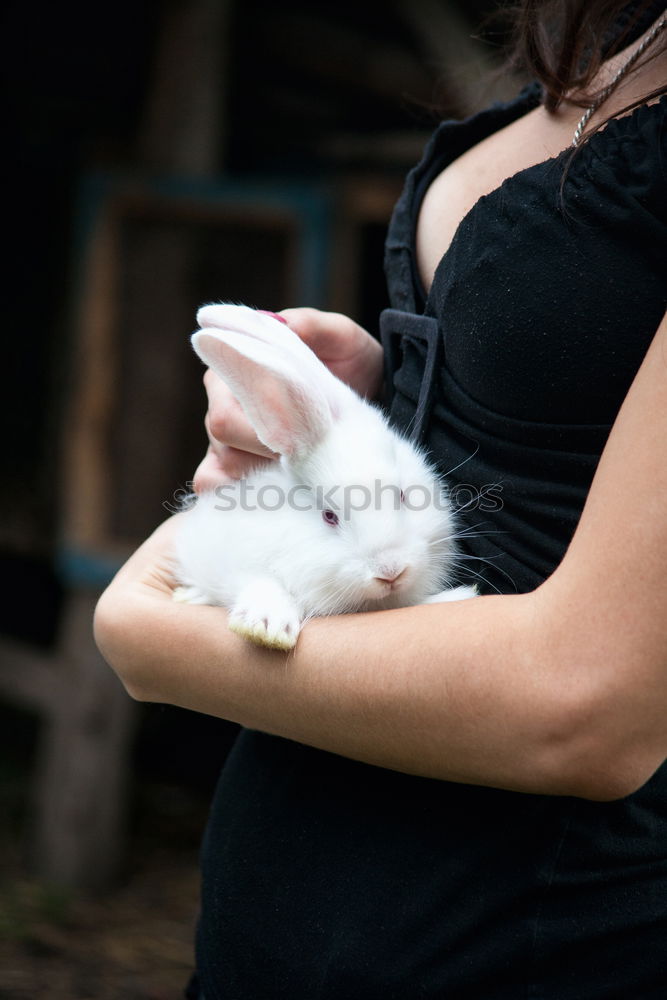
(322, 509, 339, 526)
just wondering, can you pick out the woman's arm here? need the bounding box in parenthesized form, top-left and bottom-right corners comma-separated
(94, 312, 667, 803)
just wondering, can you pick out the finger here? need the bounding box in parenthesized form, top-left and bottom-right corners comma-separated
(277, 308, 382, 397)
(204, 411, 275, 471)
(192, 446, 235, 493)
(204, 370, 276, 460)
(193, 444, 273, 493)
(277, 308, 362, 362)
(277, 308, 328, 352)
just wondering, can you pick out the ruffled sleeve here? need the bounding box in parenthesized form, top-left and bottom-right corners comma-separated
(568, 95, 667, 228)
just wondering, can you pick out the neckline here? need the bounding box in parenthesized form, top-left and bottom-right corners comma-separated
(414, 91, 666, 306)
(411, 85, 542, 306)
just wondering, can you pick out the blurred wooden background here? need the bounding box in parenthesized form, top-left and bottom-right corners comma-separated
(0, 0, 514, 896)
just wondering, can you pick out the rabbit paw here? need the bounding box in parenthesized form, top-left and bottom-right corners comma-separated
(423, 584, 478, 604)
(228, 579, 301, 651)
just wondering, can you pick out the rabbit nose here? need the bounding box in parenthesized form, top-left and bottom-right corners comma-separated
(375, 566, 407, 585)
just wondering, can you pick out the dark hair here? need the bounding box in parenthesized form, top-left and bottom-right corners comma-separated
(508, 0, 666, 114)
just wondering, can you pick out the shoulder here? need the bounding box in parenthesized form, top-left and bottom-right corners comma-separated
(556, 96, 667, 247)
(572, 96, 667, 206)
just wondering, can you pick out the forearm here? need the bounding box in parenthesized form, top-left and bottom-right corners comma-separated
(94, 527, 629, 800)
(96, 315, 667, 803)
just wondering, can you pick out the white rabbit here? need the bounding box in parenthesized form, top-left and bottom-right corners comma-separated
(172, 304, 476, 650)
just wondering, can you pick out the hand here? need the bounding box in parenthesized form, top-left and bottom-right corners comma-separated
(278, 308, 383, 399)
(193, 308, 384, 491)
(100, 515, 181, 604)
(93, 515, 184, 683)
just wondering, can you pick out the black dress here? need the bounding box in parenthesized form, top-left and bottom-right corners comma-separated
(190, 30, 667, 1000)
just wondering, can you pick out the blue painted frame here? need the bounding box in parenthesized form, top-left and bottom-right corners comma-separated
(62, 170, 334, 586)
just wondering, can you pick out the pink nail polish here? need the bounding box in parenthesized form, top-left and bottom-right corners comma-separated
(257, 310, 288, 325)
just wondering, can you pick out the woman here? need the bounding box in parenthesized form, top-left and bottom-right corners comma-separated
(95, 1, 667, 996)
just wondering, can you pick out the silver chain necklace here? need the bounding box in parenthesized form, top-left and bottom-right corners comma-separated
(572, 14, 666, 146)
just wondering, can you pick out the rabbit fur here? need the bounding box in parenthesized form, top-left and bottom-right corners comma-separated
(172, 304, 476, 650)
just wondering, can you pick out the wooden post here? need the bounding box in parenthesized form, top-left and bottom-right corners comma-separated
(138, 0, 233, 175)
(7, 0, 235, 890)
(0, 590, 135, 890)
(31, 590, 136, 889)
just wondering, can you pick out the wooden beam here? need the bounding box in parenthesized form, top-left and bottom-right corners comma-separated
(138, 0, 233, 174)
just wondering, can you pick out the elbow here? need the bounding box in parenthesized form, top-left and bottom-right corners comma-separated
(93, 590, 155, 703)
(525, 590, 664, 801)
(555, 749, 660, 802)
(541, 681, 663, 802)
(525, 578, 667, 801)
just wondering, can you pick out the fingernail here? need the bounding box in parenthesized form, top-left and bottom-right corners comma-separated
(257, 310, 288, 325)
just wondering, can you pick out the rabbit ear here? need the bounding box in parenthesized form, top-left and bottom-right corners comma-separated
(196, 303, 350, 413)
(192, 329, 334, 459)
(197, 304, 315, 368)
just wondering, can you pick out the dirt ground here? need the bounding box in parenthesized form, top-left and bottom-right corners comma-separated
(0, 697, 238, 1000)
(0, 781, 207, 1000)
